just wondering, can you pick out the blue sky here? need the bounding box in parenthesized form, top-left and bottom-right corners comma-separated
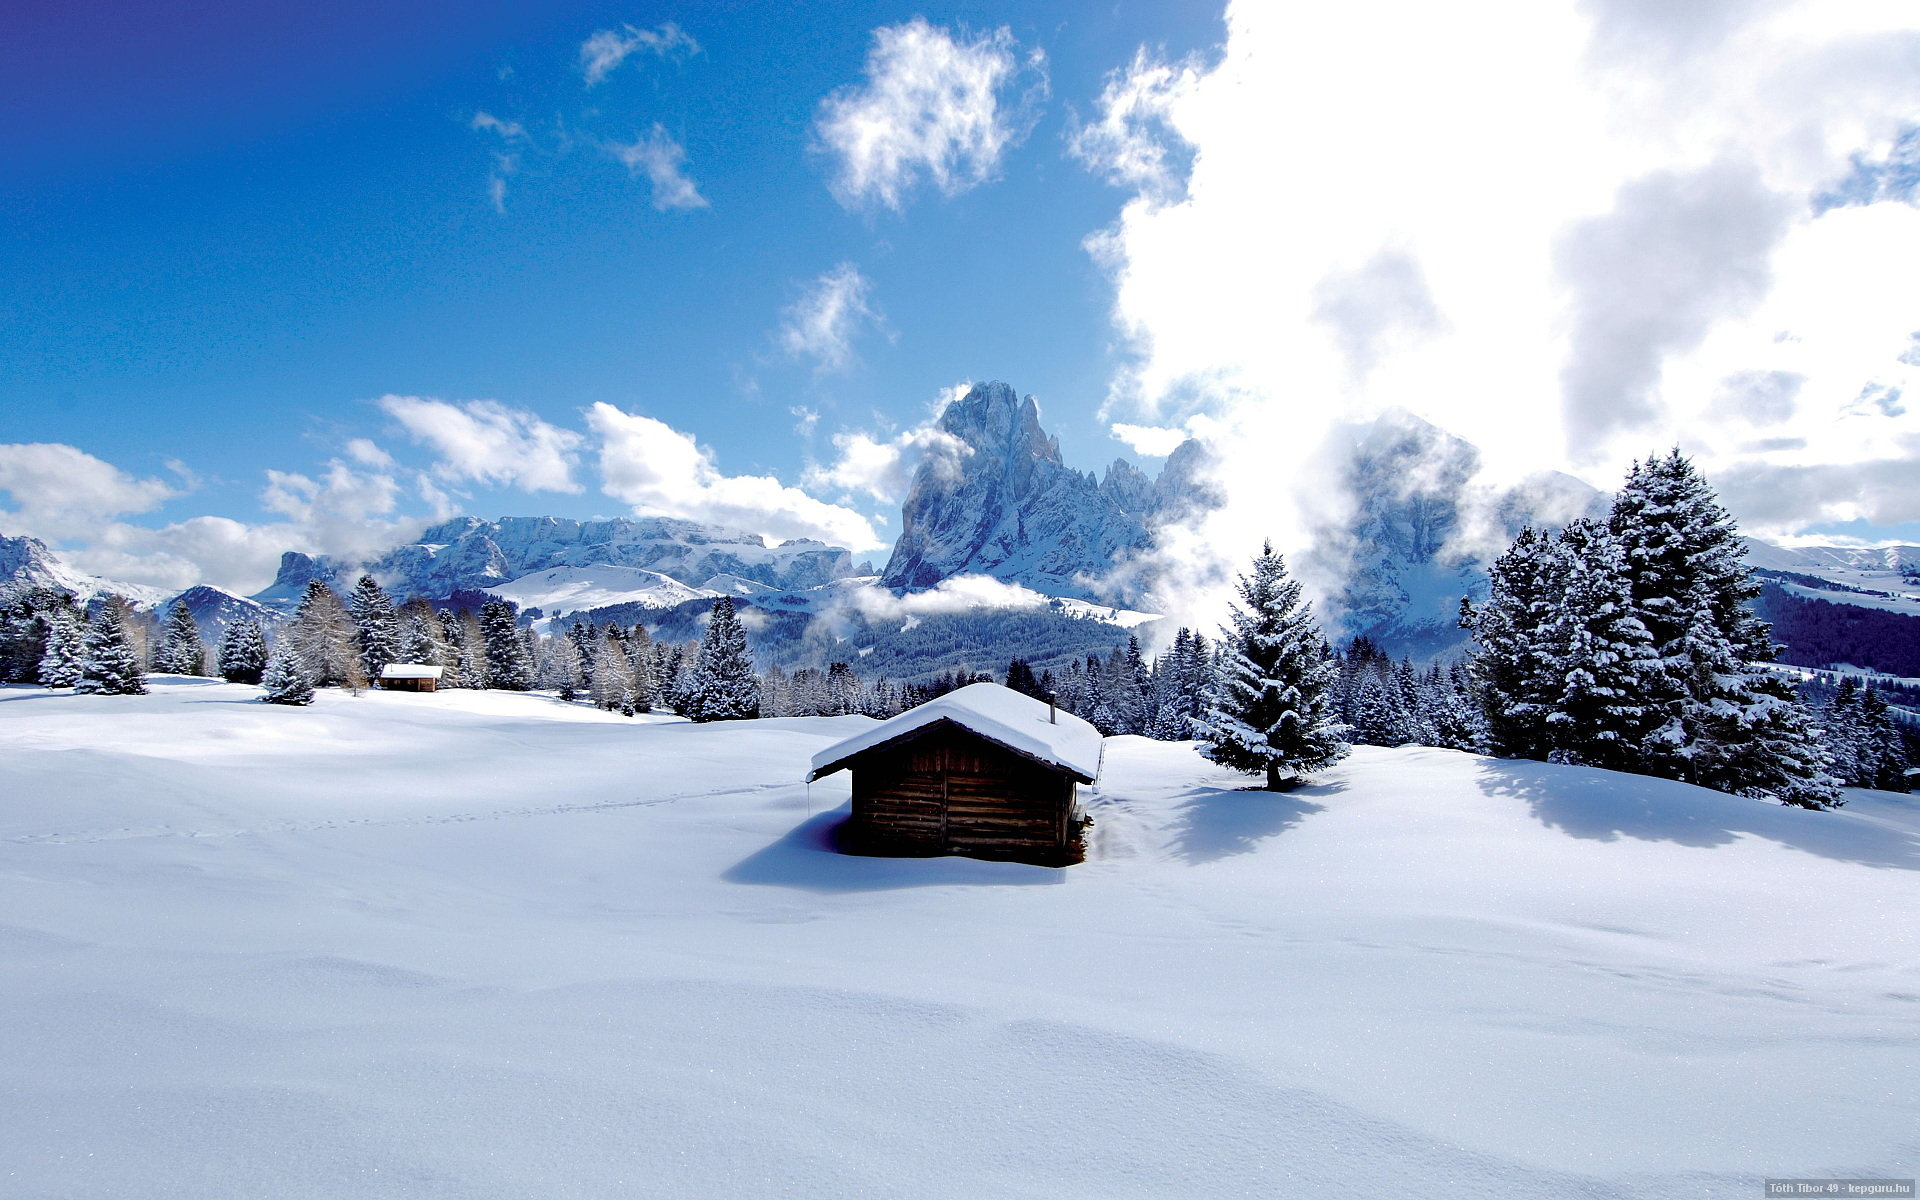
(1, 1, 1221, 585)
(6, 0, 1920, 598)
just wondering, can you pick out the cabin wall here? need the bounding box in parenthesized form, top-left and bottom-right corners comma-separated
(846, 724, 1081, 865)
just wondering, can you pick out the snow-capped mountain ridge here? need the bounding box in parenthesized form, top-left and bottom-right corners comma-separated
(253, 515, 868, 606)
(0, 534, 169, 608)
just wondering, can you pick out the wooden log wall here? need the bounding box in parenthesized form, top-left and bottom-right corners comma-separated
(847, 723, 1082, 865)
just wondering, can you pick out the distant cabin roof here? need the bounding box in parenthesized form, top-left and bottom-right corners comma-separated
(808, 682, 1104, 783)
(380, 664, 444, 680)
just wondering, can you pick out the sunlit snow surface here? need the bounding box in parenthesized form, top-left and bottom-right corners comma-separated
(2, 678, 1917, 1198)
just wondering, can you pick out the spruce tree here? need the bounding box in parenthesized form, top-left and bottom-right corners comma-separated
(1609, 451, 1836, 808)
(152, 600, 207, 675)
(1462, 527, 1560, 759)
(347, 575, 401, 681)
(1196, 543, 1348, 789)
(1541, 519, 1658, 770)
(591, 633, 637, 715)
(37, 611, 84, 688)
(683, 596, 760, 723)
(1857, 687, 1911, 793)
(75, 605, 148, 696)
(217, 615, 270, 684)
(260, 639, 316, 706)
(479, 598, 534, 690)
(1004, 658, 1044, 700)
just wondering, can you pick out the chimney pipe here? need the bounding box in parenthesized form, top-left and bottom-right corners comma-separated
(1048, 691, 1057, 724)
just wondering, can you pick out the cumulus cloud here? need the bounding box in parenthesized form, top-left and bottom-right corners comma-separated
(844, 573, 1052, 621)
(587, 402, 881, 550)
(580, 22, 698, 88)
(1555, 160, 1794, 452)
(804, 423, 969, 506)
(814, 19, 1042, 211)
(1077, 0, 1920, 627)
(0, 444, 426, 595)
(778, 263, 882, 371)
(609, 126, 708, 211)
(378, 395, 584, 493)
(1109, 423, 1188, 457)
(0, 443, 179, 541)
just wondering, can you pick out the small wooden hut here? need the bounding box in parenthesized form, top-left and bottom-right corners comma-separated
(377, 664, 444, 693)
(807, 682, 1103, 866)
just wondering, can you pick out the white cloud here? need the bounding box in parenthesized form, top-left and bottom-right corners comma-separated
(609, 126, 708, 211)
(846, 573, 1051, 621)
(1078, 0, 1920, 625)
(814, 19, 1041, 211)
(470, 112, 525, 140)
(1109, 423, 1188, 457)
(778, 262, 882, 371)
(0, 445, 426, 595)
(580, 22, 698, 88)
(587, 402, 882, 550)
(1068, 48, 1203, 197)
(0, 443, 179, 541)
(378, 395, 584, 493)
(345, 438, 394, 469)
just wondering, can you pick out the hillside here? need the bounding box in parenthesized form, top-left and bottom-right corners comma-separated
(2, 679, 1914, 1197)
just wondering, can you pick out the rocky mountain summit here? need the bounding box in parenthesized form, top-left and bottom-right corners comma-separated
(880, 381, 1212, 605)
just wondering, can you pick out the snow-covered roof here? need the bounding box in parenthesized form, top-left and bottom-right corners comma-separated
(380, 664, 445, 680)
(808, 682, 1104, 783)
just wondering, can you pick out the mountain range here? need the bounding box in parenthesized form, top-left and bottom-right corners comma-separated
(7, 379, 1920, 674)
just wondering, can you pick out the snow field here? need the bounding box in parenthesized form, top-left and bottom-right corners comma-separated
(2, 678, 1917, 1198)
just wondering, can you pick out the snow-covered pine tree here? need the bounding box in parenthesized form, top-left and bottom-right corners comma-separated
(37, 610, 84, 688)
(1347, 673, 1403, 747)
(1461, 526, 1560, 760)
(591, 633, 636, 715)
(152, 600, 207, 675)
(75, 604, 148, 695)
(760, 664, 792, 716)
(288, 580, 357, 687)
(1608, 450, 1837, 808)
(683, 596, 760, 723)
(452, 610, 489, 689)
(622, 624, 655, 713)
(1196, 543, 1349, 790)
(1419, 663, 1487, 752)
(1541, 518, 1658, 771)
(347, 575, 401, 682)
(259, 639, 315, 706)
(1821, 677, 1864, 784)
(536, 631, 585, 701)
(1856, 687, 1911, 793)
(217, 615, 270, 684)
(478, 598, 533, 690)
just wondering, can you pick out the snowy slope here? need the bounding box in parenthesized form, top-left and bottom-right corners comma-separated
(481, 564, 715, 617)
(1744, 535, 1920, 612)
(2, 681, 1916, 1197)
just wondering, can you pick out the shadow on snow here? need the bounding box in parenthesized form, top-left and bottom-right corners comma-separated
(1160, 779, 1341, 865)
(1476, 757, 1920, 872)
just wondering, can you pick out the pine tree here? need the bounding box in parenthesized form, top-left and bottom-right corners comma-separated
(1196, 543, 1349, 789)
(683, 596, 760, 723)
(217, 615, 270, 684)
(37, 610, 84, 688)
(451, 610, 489, 689)
(591, 633, 637, 715)
(152, 600, 207, 675)
(479, 598, 533, 690)
(1462, 527, 1560, 759)
(1005, 658, 1045, 700)
(75, 605, 148, 696)
(622, 624, 655, 713)
(1857, 687, 1911, 793)
(347, 576, 401, 682)
(1609, 451, 1837, 808)
(288, 580, 356, 687)
(1822, 677, 1864, 784)
(1541, 519, 1658, 771)
(260, 639, 315, 706)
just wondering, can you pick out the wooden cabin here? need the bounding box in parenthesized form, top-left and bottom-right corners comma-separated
(377, 664, 444, 693)
(807, 682, 1104, 867)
